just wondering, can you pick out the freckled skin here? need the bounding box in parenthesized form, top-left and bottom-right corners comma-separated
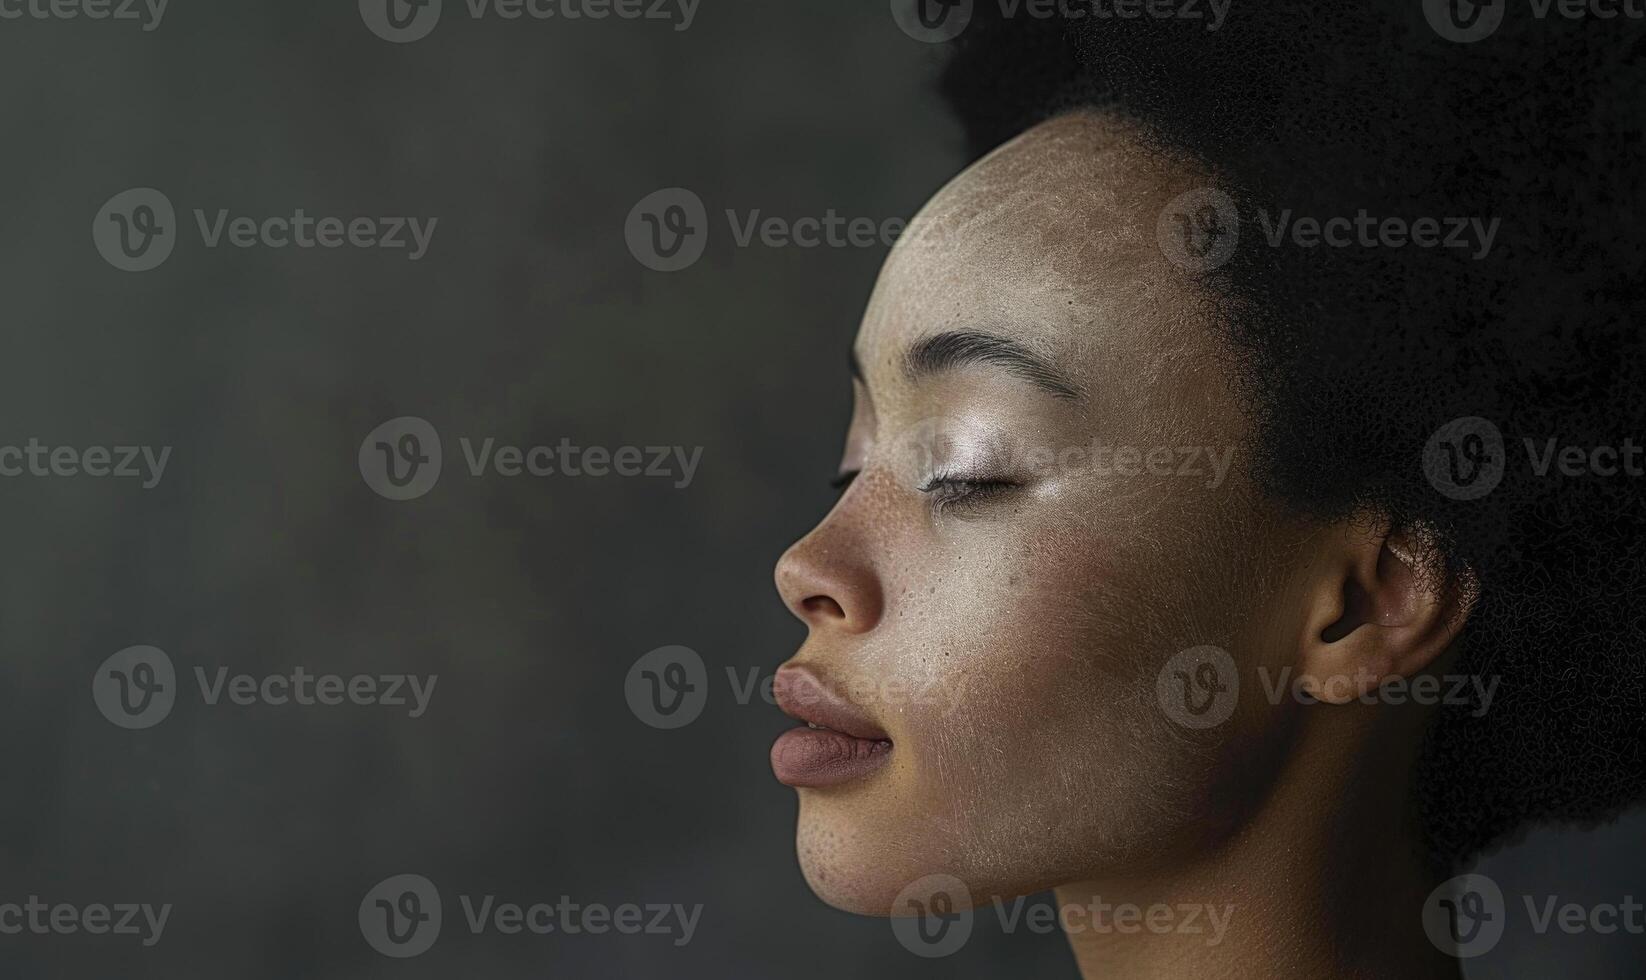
(775, 112, 1325, 912)
(773, 109, 1477, 980)
(773, 110, 1473, 980)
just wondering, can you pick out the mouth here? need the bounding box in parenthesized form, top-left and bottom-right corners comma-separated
(769, 664, 893, 788)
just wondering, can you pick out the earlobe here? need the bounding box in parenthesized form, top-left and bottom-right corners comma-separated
(1295, 520, 1476, 705)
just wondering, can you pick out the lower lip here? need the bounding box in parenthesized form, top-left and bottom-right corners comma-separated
(770, 727, 893, 788)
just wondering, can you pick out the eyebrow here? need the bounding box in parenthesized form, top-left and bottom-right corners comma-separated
(899, 330, 1082, 400)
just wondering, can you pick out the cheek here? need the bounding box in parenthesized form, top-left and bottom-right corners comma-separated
(796, 473, 1283, 908)
(903, 539, 1190, 850)
(880, 495, 1265, 878)
(921, 671, 1183, 887)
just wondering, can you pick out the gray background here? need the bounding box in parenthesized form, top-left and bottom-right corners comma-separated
(0, 1, 1640, 976)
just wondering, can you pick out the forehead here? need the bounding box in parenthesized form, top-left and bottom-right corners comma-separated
(855, 110, 1219, 398)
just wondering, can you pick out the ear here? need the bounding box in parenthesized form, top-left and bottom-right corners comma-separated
(1294, 516, 1478, 705)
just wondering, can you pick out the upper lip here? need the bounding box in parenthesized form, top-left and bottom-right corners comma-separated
(772, 664, 890, 742)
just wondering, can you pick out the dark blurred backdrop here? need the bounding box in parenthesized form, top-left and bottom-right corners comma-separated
(0, 2, 1640, 976)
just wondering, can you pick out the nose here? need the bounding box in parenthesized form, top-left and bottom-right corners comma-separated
(774, 521, 884, 635)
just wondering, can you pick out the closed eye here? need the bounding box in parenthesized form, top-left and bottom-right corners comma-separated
(917, 475, 1020, 514)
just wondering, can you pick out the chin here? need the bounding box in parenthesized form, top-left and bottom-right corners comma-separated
(789, 788, 1103, 918)
(790, 788, 921, 915)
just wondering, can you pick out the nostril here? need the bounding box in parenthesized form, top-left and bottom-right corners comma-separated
(775, 538, 882, 634)
(800, 595, 847, 621)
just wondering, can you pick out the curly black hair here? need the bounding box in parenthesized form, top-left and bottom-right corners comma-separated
(937, 0, 1646, 868)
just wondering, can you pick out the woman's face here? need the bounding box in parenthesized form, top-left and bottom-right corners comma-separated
(772, 111, 1324, 913)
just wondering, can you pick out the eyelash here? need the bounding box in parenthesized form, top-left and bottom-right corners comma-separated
(828, 470, 1021, 515)
(917, 474, 1019, 515)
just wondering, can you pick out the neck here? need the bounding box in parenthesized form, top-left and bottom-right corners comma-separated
(1057, 703, 1462, 980)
